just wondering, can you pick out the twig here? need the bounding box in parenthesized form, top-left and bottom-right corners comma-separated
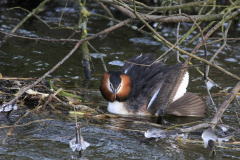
(5, 7, 82, 32)
(180, 123, 210, 133)
(186, 21, 216, 46)
(186, 0, 239, 46)
(59, 0, 68, 27)
(211, 81, 240, 129)
(0, 30, 80, 42)
(175, 136, 240, 146)
(184, 9, 240, 75)
(203, 21, 232, 122)
(176, 0, 182, 62)
(102, 0, 215, 12)
(204, 80, 223, 123)
(41, 88, 63, 109)
(206, 20, 232, 77)
(165, 121, 206, 131)
(97, 1, 114, 18)
(113, 0, 134, 12)
(96, 0, 115, 40)
(178, 13, 207, 67)
(0, 119, 55, 129)
(179, 0, 216, 45)
(61, 31, 77, 45)
(0, 77, 36, 80)
(2, 0, 52, 43)
(87, 42, 108, 72)
(208, 37, 240, 41)
(109, 2, 238, 23)
(2, 110, 30, 144)
(235, 97, 240, 125)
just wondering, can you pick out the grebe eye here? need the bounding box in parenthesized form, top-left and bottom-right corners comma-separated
(110, 83, 113, 89)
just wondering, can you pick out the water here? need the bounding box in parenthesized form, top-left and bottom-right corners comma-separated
(1, 0, 240, 159)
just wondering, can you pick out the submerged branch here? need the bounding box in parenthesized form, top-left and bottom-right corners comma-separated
(75, 0, 92, 79)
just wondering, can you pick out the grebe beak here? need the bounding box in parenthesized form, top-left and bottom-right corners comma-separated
(113, 89, 117, 99)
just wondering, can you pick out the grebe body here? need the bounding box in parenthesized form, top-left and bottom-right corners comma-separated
(100, 54, 207, 117)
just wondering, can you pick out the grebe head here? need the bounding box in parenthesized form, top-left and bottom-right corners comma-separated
(100, 71, 133, 102)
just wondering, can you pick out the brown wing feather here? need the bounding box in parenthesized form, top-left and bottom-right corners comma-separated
(164, 92, 207, 117)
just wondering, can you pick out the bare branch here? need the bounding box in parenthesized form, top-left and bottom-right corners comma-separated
(211, 81, 240, 129)
(101, 0, 215, 12)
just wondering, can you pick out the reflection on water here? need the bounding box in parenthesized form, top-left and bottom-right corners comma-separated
(108, 60, 124, 66)
(1, 0, 240, 159)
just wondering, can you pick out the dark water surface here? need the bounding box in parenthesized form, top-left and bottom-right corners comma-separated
(1, 0, 240, 159)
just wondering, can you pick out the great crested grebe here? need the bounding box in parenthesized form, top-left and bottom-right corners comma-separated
(100, 54, 207, 117)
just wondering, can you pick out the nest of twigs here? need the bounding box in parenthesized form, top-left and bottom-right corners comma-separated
(0, 76, 97, 114)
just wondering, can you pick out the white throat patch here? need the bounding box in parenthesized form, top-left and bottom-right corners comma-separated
(108, 101, 129, 114)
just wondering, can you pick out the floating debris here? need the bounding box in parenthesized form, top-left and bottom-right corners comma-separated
(218, 136, 232, 146)
(26, 89, 49, 98)
(69, 137, 90, 152)
(144, 128, 181, 139)
(206, 81, 216, 91)
(145, 128, 167, 139)
(183, 133, 189, 144)
(218, 124, 229, 132)
(201, 128, 218, 148)
(0, 104, 18, 112)
(201, 127, 236, 148)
